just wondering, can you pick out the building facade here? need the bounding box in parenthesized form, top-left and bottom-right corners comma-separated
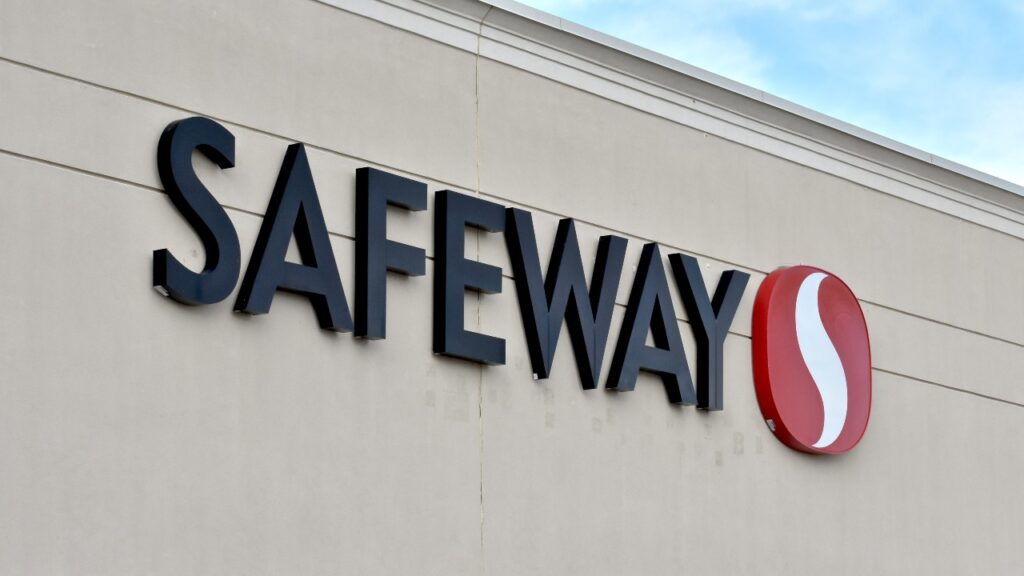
(1, 0, 1022, 574)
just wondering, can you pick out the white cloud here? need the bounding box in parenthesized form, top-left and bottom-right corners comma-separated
(638, 32, 770, 88)
(598, 3, 771, 87)
(934, 81, 1024, 186)
(1005, 0, 1024, 15)
(734, 0, 889, 20)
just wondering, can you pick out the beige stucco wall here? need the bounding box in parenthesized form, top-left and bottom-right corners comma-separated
(0, 0, 1021, 574)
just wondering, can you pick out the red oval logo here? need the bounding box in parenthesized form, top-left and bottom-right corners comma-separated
(752, 266, 871, 454)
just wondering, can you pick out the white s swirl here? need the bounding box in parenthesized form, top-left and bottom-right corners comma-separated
(795, 272, 847, 448)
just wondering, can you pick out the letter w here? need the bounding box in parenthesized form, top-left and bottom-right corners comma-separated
(505, 209, 627, 389)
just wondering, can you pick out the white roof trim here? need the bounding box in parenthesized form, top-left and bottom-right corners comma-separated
(478, 0, 1024, 202)
(317, 0, 1024, 225)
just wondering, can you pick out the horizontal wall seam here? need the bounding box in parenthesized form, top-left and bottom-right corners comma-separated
(3, 51, 1022, 268)
(4, 145, 1020, 407)
(874, 368, 1024, 409)
(3, 64, 1020, 347)
(4, 35, 1024, 249)
(0, 55, 478, 194)
(3, 143, 1022, 354)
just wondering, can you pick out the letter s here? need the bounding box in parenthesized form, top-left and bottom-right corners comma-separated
(153, 117, 240, 305)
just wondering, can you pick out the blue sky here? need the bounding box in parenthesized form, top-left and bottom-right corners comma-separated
(517, 0, 1024, 186)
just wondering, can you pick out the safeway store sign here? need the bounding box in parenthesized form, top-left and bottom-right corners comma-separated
(152, 116, 872, 455)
